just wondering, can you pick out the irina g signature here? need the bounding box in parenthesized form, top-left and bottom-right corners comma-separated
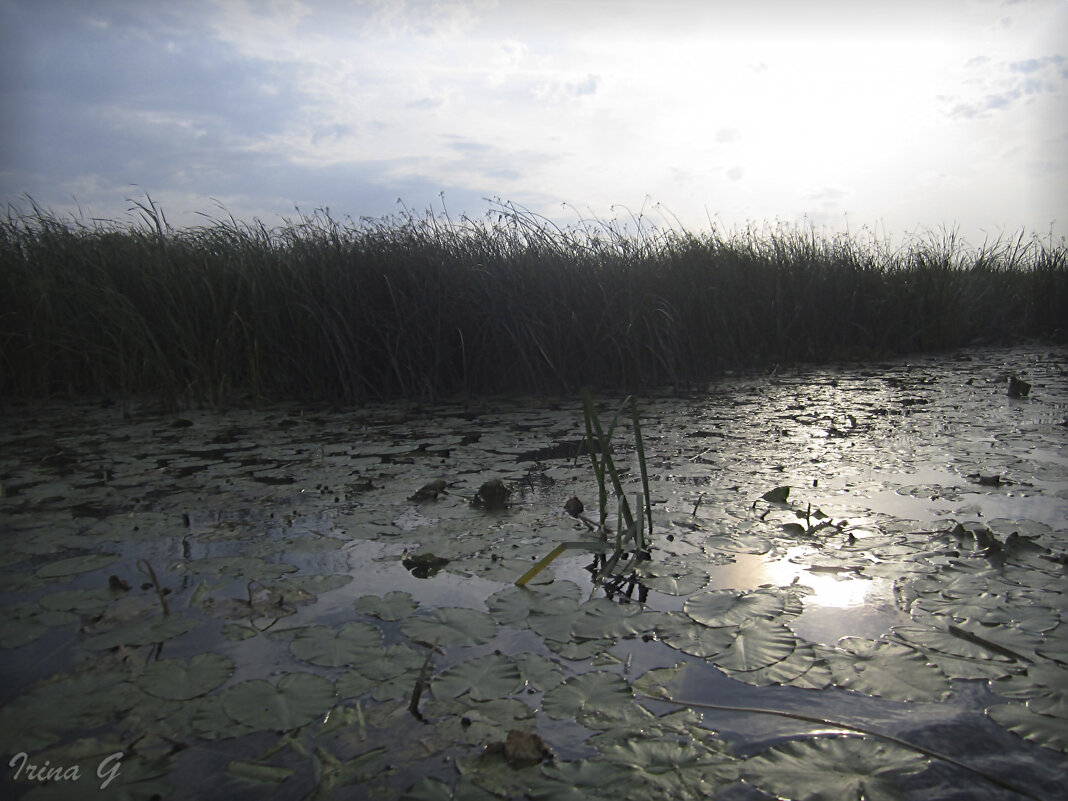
(9, 751, 123, 790)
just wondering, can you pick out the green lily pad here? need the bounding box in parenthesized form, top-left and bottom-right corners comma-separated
(0, 603, 79, 648)
(597, 738, 736, 795)
(741, 735, 929, 801)
(527, 760, 638, 801)
(986, 702, 1068, 753)
(185, 556, 298, 581)
(430, 696, 537, 751)
(543, 672, 640, 730)
(39, 588, 118, 616)
(711, 621, 798, 672)
(84, 616, 198, 650)
(993, 663, 1068, 701)
(685, 588, 790, 628)
(271, 573, 353, 594)
(514, 652, 565, 690)
(401, 607, 498, 647)
(137, 653, 234, 700)
(486, 581, 583, 627)
(221, 673, 335, 731)
(336, 671, 375, 699)
(5, 670, 143, 735)
(370, 669, 426, 702)
(36, 553, 119, 579)
(486, 586, 538, 626)
(354, 590, 419, 621)
(402, 776, 502, 801)
(723, 642, 829, 688)
(635, 561, 710, 596)
(825, 638, 951, 702)
(529, 596, 646, 643)
(347, 643, 425, 681)
(432, 653, 525, 701)
(656, 612, 738, 658)
(221, 622, 258, 641)
(289, 621, 383, 667)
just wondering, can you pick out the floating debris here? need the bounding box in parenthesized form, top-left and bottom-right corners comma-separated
(1008, 375, 1031, 398)
(483, 728, 553, 767)
(402, 552, 450, 578)
(409, 479, 448, 501)
(473, 478, 510, 510)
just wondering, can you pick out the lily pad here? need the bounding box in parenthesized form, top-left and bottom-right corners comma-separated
(137, 653, 234, 700)
(656, 612, 738, 658)
(221, 672, 335, 731)
(741, 735, 929, 801)
(185, 556, 298, 581)
(596, 738, 736, 795)
(514, 652, 565, 690)
(723, 642, 830, 688)
(39, 588, 119, 616)
(529, 596, 645, 643)
(84, 616, 198, 650)
(401, 607, 498, 647)
(402, 776, 502, 801)
(527, 760, 638, 801)
(354, 590, 419, 621)
(542, 671, 639, 730)
(825, 638, 951, 702)
(986, 702, 1068, 753)
(685, 588, 792, 628)
(710, 621, 798, 673)
(433, 653, 525, 701)
(289, 621, 383, 667)
(36, 553, 119, 579)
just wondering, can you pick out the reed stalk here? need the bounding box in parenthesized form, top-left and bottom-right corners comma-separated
(2, 199, 1063, 404)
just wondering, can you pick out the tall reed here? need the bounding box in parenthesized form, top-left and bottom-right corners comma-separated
(1, 198, 1063, 404)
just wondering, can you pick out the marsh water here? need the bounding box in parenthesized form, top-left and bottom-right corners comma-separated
(1, 345, 1065, 800)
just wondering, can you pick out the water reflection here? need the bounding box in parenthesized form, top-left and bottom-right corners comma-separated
(706, 548, 906, 645)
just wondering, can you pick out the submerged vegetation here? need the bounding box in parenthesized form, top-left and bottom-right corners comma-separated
(1, 197, 1065, 403)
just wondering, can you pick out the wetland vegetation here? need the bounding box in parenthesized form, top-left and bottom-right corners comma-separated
(0, 198, 1065, 404)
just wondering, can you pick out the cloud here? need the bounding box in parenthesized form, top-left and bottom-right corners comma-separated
(714, 127, 742, 144)
(2, 0, 1065, 243)
(533, 73, 600, 103)
(942, 52, 1066, 119)
(804, 186, 849, 204)
(407, 97, 444, 109)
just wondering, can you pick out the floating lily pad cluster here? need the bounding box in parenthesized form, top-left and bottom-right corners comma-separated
(0, 345, 1065, 799)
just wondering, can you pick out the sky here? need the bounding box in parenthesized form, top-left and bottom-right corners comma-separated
(2, 0, 1066, 245)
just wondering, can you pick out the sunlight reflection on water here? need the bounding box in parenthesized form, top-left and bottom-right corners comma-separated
(705, 549, 907, 645)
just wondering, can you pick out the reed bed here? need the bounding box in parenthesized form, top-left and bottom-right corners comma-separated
(1, 198, 1064, 404)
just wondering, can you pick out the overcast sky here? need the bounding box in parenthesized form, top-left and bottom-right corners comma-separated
(2, 0, 1065, 244)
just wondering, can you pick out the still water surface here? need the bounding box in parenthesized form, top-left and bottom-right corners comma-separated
(0, 344, 1065, 800)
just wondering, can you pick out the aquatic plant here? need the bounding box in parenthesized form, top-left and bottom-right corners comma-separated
(1, 197, 1064, 403)
(516, 390, 652, 588)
